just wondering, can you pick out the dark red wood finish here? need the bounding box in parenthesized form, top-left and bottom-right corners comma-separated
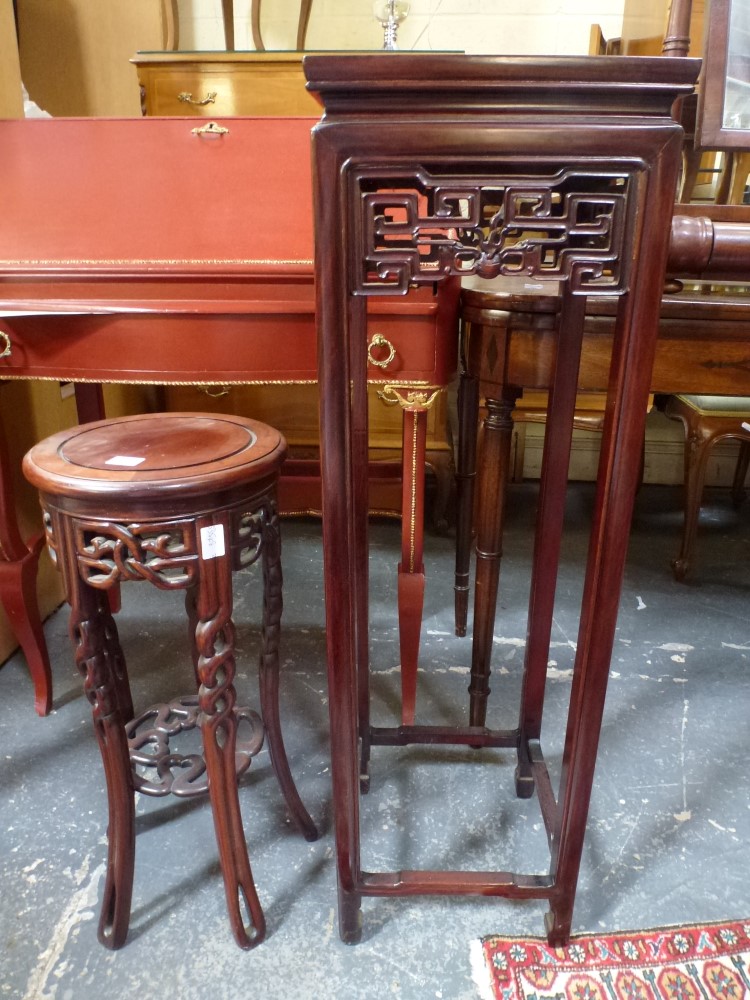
(305, 52, 699, 945)
(0, 115, 457, 718)
(22, 412, 318, 949)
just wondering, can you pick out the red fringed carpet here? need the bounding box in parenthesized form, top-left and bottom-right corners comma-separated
(471, 919, 750, 999)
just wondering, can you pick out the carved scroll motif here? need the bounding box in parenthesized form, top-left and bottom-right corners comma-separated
(73, 519, 198, 590)
(231, 507, 266, 569)
(353, 164, 634, 295)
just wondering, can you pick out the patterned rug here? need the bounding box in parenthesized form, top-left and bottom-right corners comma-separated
(470, 919, 750, 999)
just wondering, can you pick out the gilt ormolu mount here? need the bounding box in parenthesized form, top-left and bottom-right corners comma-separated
(305, 53, 700, 944)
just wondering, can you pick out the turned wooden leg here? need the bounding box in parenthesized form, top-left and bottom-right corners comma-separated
(516, 293, 586, 795)
(195, 513, 265, 949)
(454, 368, 480, 638)
(398, 406, 427, 726)
(185, 583, 200, 686)
(258, 503, 318, 841)
(469, 390, 519, 728)
(69, 575, 135, 949)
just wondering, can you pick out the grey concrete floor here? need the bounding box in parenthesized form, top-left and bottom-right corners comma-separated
(1, 482, 749, 999)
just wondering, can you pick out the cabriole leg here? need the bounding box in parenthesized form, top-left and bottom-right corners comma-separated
(69, 574, 134, 949)
(195, 515, 265, 949)
(258, 504, 318, 841)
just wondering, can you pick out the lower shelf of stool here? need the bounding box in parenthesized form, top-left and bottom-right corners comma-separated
(125, 695, 265, 798)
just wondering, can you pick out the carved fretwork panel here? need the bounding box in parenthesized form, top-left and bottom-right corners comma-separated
(351, 162, 640, 295)
(72, 518, 199, 590)
(229, 499, 277, 570)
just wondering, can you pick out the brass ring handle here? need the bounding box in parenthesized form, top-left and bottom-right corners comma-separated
(191, 122, 229, 136)
(367, 333, 396, 369)
(0, 331, 11, 359)
(178, 91, 217, 106)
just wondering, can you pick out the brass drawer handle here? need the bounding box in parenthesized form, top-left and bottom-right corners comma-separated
(178, 91, 217, 106)
(191, 122, 229, 137)
(0, 331, 11, 358)
(367, 333, 396, 369)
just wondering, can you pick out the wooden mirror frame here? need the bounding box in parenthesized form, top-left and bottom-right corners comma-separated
(696, 0, 750, 148)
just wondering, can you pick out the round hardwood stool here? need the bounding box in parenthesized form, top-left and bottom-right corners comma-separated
(22, 412, 318, 950)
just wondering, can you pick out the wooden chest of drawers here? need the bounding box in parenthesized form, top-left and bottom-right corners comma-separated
(132, 52, 321, 117)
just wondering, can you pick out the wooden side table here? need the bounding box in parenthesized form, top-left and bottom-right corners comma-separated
(305, 52, 699, 945)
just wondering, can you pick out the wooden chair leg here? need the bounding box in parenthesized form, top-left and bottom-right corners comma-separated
(672, 425, 714, 582)
(731, 440, 750, 506)
(0, 401, 53, 715)
(454, 368, 479, 638)
(185, 583, 200, 686)
(426, 447, 453, 534)
(195, 514, 265, 949)
(258, 504, 318, 841)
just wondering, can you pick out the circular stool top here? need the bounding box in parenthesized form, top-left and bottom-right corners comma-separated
(23, 413, 286, 508)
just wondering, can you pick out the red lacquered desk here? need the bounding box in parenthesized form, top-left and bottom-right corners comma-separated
(0, 116, 457, 717)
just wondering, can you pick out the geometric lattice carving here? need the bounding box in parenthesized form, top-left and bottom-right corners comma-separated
(354, 164, 634, 295)
(73, 519, 199, 590)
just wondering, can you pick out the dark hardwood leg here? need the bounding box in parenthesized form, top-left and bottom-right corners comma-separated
(351, 307, 372, 793)
(73, 383, 106, 424)
(426, 447, 453, 534)
(195, 514, 265, 949)
(454, 367, 480, 638)
(314, 160, 365, 946)
(468, 389, 519, 727)
(68, 575, 135, 949)
(258, 503, 318, 841)
(185, 583, 200, 686)
(398, 406, 427, 726)
(731, 440, 750, 506)
(545, 902, 573, 948)
(338, 883, 363, 945)
(516, 293, 586, 796)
